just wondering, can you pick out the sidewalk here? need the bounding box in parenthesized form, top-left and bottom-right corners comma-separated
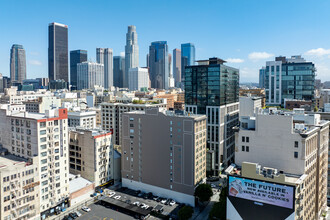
(191, 191, 220, 220)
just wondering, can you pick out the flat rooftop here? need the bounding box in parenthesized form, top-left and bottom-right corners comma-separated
(69, 176, 93, 193)
(0, 154, 29, 170)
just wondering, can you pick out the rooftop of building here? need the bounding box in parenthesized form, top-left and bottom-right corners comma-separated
(196, 57, 226, 65)
(70, 127, 112, 137)
(69, 175, 93, 194)
(101, 101, 165, 107)
(5, 108, 66, 120)
(68, 110, 96, 116)
(0, 151, 30, 171)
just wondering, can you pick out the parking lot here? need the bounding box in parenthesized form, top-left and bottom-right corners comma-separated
(78, 203, 135, 220)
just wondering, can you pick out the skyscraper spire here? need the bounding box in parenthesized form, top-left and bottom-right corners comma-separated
(124, 25, 139, 88)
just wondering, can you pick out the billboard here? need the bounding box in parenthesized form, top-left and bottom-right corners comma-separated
(228, 176, 294, 209)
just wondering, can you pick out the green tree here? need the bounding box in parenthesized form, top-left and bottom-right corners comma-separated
(209, 187, 228, 220)
(178, 205, 194, 220)
(195, 184, 213, 202)
(314, 106, 318, 112)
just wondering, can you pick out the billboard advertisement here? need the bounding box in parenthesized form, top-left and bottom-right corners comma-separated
(228, 176, 294, 209)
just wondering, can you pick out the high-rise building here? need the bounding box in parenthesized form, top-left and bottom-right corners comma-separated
(128, 67, 149, 91)
(124, 25, 139, 88)
(181, 43, 195, 82)
(0, 108, 70, 216)
(173, 49, 181, 86)
(48, 22, 68, 83)
(263, 55, 315, 106)
(10, 44, 26, 84)
(77, 62, 104, 90)
(121, 108, 207, 206)
(101, 102, 167, 145)
(113, 55, 125, 88)
(70, 50, 87, 90)
(69, 128, 115, 187)
(96, 48, 113, 89)
(149, 41, 169, 89)
(235, 108, 329, 219)
(259, 66, 265, 88)
(184, 58, 239, 175)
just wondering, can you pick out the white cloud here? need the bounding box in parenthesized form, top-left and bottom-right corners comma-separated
(305, 48, 330, 57)
(29, 60, 42, 66)
(248, 52, 274, 61)
(226, 58, 244, 63)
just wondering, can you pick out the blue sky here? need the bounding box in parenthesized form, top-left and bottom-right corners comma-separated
(1, 0, 330, 82)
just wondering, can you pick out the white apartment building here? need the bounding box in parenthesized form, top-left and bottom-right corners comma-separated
(101, 102, 167, 145)
(77, 62, 104, 90)
(128, 67, 149, 91)
(235, 108, 329, 219)
(239, 96, 262, 117)
(68, 111, 96, 129)
(24, 96, 61, 113)
(69, 128, 114, 186)
(0, 153, 40, 220)
(0, 108, 70, 218)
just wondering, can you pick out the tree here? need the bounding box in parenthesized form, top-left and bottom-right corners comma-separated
(195, 184, 213, 202)
(209, 187, 228, 220)
(178, 205, 194, 220)
(314, 106, 318, 112)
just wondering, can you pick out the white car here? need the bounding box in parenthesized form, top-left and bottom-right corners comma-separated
(114, 195, 121, 200)
(161, 199, 167, 204)
(75, 211, 82, 217)
(142, 204, 149, 209)
(211, 184, 216, 188)
(81, 206, 91, 212)
(133, 201, 140, 206)
(108, 192, 116, 198)
(169, 200, 176, 206)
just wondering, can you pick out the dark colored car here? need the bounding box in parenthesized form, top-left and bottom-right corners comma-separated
(147, 192, 153, 199)
(69, 212, 78, 219)
(165, 199, 171, 205)
(156, 197, 162, 202)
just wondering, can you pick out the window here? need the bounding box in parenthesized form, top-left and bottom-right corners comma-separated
(40, 137, 46, 142)
(129, 118, 134, 121)
(40, 130, 46, 135)
(246, 137, 249, 142)
(246, 146, 249, 152)
(242, 136, 245, 142)
(294, 141, 298, 148)
(294, 152, 298, 158)
(40, 122, 46, 128)
(242, 146, 245, 151)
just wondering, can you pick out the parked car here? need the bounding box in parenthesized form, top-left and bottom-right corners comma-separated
(82, 206, 91, 212)
(147, 192, 153, 199)
(125, 199, 131, 204)
(161, 198, 167, 204)
(133, 201, 140, 206)
(114, 195, 121, 200)
(153, 196, 159, 201)
(143, 193, 148, 199)
(108, 192, 116, 198)
(165, 199, 171, 205)
(75, 211, 82, 217)
(169, 200, 176, 206)
(69, 212, 78, 219)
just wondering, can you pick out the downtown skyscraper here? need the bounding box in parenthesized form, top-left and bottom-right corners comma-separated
(96, 48, 113, 89)
(124, 25, 139, 88)
(70, 50, 87, 90)
(48, 22, 69, 83)
(181, 43, 195, 81)
(173, 48, 181, 87)
(149, 41, 169, 90)
(113, 55, 125, 88)
(10, 44, 26, 83)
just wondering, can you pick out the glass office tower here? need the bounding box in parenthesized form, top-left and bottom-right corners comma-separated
(185, 58, 239, 175)
(113, 55, 125, 88)
(70, 50, 87, 90)
(10, 44, 26, 83)
(48, 22, 69, 82)
(181, 43, 195, 82)
(149, 41, 169, 89)
(264, 55, 315, 106)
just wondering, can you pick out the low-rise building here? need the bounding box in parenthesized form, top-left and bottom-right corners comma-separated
(68, 111, 96, 129)
(121, 108, 207, 206)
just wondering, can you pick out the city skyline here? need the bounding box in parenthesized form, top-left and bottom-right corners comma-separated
(1, 0, 330, 83)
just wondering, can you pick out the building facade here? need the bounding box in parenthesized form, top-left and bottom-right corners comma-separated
(48, 22, 69, 83)
(259, 66, 265, 88)
(10, 44, 26, 84)
(124, 25, 139, 88)
(77, 62, 104, 90)
(101, 102, 167, 145)
(149, 41, 169, 90)
(185, 58, 239, 175)
(96, 48, 113, 89)
(113, 55, 125, 88)
(121, 108, 206, 206)
(0, 108, 70, 217)
(235, 109, 329, 219)
(68, 111, 96, 129)
(181, 43, 195, 82)
(69, 128, 114, 187)
(263, 56, 315, 106)
(70, 50, 87, 90)
(128, 67, 149, 91)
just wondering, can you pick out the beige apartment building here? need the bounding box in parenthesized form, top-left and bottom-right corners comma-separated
(69, 128, 117, 187)
(0, 153, 40, 220)
(235, 108, 329, 219)
(101, 102, 166, 145)
(0, 108, 70, 218)
(68, 111, 96, 129)
(121, 108, 207, 206)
